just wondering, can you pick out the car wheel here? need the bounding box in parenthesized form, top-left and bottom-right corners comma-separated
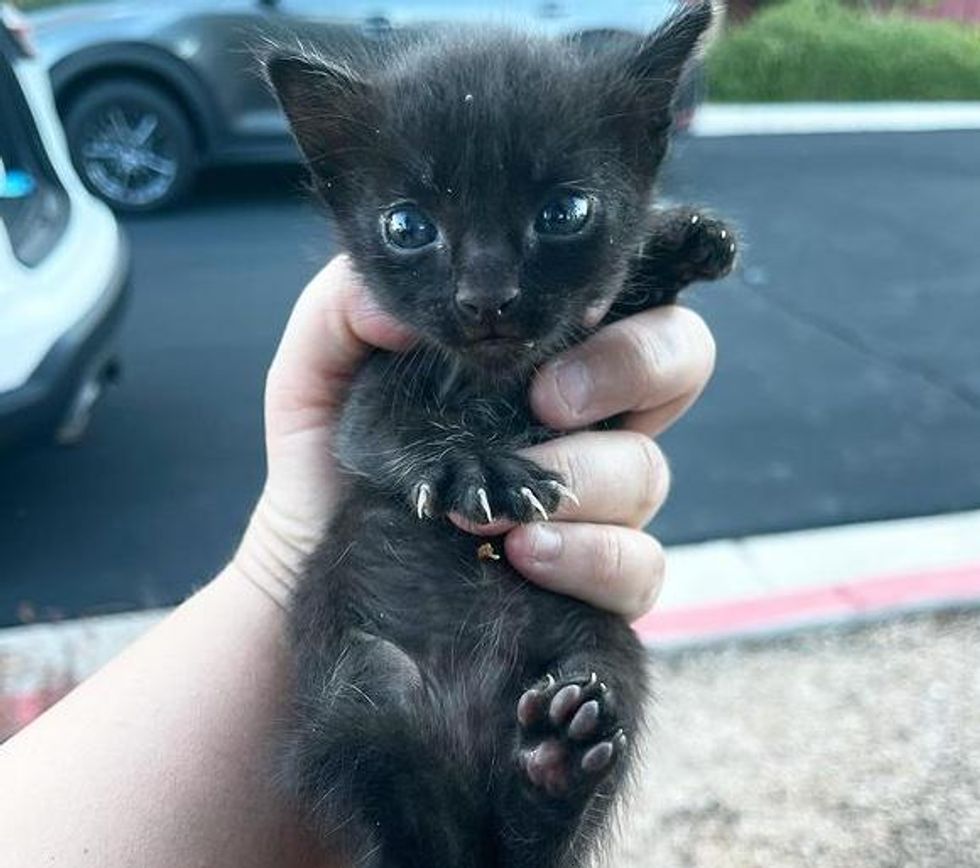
(64, 79, 196, 212)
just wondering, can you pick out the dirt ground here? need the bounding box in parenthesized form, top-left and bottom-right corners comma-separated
(610, 612, 980, 868)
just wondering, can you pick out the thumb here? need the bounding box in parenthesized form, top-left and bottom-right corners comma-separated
(265, 255, 415, 439)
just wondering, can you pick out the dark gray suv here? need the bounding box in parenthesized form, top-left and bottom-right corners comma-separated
(29, 0, 682, 211)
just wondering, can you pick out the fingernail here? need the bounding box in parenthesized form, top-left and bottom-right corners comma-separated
(553, 359, 593, 418)
(528, 524, 563, 563)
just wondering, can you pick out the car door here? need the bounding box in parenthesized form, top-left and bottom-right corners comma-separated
(199, 0, 397, 146)
(161, 1, 374, 151)
(151, 3, 291, 147)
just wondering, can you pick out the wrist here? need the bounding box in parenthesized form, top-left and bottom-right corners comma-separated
(231, 492, 320, 607)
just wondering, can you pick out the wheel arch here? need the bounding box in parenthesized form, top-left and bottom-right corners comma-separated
(50, 43, 220, 158)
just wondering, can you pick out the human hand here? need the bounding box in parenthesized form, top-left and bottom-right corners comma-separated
(462, 303, 716, 620)
(234, 255, 715, 620)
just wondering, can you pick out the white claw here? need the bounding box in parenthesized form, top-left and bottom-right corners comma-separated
(521, 487, 549, 521)
(587, 672, 598, 688)
(690, 214, 700, 225)
(416, 483, 431, 519)
(548, 480, 580, 507)
(729, 242, 736, 253)
(720, 229, 728, 240)
(477, 487, 494, 524)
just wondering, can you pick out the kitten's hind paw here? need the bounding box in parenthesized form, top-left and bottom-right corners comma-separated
(410, 453, 570, 525)
(516, 672, 626, 799)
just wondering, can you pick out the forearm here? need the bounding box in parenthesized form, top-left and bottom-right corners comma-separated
(0, 560, 328, 868)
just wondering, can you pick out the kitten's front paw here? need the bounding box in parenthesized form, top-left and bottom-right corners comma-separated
(515, 673, 626, 800)
(412, 454, 571, 524)
(681, 212, 737, 282)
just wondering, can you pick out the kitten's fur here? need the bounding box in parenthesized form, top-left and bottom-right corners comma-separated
(265, 5, 735, 867)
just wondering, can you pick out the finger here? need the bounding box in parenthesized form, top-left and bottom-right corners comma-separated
(530, 306, 716, 434)
(505, 522, 665, 621)
(447, 431, 669, 536)
(621, 391, 697, 440)
(265, 255, 415, 435)
(523, 431, 670, 527)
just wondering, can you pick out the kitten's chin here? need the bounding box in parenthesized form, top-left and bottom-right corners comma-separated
(455, 337, 543, 374)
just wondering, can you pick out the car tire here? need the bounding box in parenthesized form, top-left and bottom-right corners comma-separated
(64, 79, 197, 212)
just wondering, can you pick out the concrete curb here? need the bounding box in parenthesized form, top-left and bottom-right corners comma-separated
(639, 508, 980, 646)
(637, 561, 980, 649)
(3, 510, 980, 738)
(692, 102, 980, 136)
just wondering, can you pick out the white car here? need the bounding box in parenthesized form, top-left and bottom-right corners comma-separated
(0, 4, 129, 448)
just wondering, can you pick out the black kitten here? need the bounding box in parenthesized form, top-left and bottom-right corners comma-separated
(265, 5, 735, 868)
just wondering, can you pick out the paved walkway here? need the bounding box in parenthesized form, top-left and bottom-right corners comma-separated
(692, 102, 980, 136)
(616, 611, 980, 867)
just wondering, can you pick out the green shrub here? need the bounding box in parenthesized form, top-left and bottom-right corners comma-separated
(16, 0, 77, 10)
(707, 0, 980, 101)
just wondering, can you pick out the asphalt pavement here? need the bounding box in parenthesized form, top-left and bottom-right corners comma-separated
(1, 131, 979, 625)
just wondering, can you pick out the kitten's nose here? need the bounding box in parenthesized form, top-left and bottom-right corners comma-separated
(454, 284, 520, 324)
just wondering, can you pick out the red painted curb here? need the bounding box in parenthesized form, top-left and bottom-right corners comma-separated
(4, 561, 980, 740)
(0, 683, 74, 742)
(634, 561, 980, 644)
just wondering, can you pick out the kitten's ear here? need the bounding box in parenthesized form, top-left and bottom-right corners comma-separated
(264, 53, 373, 186)
(626, 0, 717, 123)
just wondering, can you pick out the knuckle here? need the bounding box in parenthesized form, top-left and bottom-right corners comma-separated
(525, 442, 578, 503)
(590, 527, 625, 591)
(630, 434, 671, 520)
(618, 320, 671, 394)
(263, 364, 283, 404)
(612, 308, 718, 402)
(632, 537, 666, 617)
(549, 447, 579, 495)
(263, 363, 297, 414)
(674, 307, 717, 386)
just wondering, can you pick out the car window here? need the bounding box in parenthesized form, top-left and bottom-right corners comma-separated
(0, 55, 69, 267)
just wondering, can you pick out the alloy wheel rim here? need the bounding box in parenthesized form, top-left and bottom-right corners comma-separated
(78, 104, 179, 206)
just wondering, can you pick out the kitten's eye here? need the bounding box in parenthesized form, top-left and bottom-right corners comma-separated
(382, 205, 438, 250)
(535, 192, 592, 237)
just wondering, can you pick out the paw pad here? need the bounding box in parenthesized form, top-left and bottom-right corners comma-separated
(516, 673, 626, 799)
